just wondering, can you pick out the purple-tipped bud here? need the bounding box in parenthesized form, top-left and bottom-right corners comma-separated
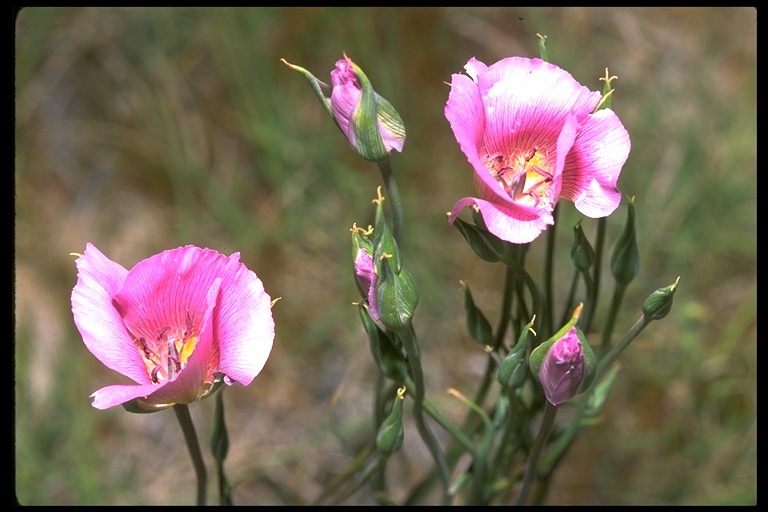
(538, 326, 584, 406)
(354, 246, 379, 321)
(330, 56, 405, 162)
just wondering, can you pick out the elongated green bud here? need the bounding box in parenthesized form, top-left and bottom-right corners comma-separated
(376, 386, 406, 456)
(642, 277, 680, 320)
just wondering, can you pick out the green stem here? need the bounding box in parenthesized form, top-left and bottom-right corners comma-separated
(599, 282, 627, 357)
(398, 324, 452, 504)
(211, 392, 232, 505)
(588, 218, 607, 332)
(543, 204, 559, 337)
(173, 404, 207, 506)
(377, 157, 403, 246)
(513, 401, 557, 506)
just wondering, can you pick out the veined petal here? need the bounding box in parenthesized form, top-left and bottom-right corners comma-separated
(473, 57, 600, 154)
(212, 253, 274, 386)
(141, 279, 219, 406)
(562, 108, 630, 217)
(71, 243, 151, 384)
(449, 196, 553, 244)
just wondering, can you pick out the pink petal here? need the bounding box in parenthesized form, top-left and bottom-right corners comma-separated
(90, 381, 170, 410)
(472, 57, 600, 153)
(211, 253, 274, 386)
(449, 196, 553, 244)
(140, 279, 219, 406)
(71, 243, 152, 385)
(562, 108, 631, 217)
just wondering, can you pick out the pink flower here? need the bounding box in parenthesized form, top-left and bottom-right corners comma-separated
(330, 55, 406, 159)
(446, 57, 631, 244)
(537, 326, 584, 406)
(71, 243, 275, 411)
(354, 246, 380, 321)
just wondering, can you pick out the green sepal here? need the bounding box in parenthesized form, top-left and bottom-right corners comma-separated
(348, 59, 390, 163)
(461, 281, 494, 347)
(611, 197, 640, 286)
(497, 316, 535, 389)
(376, 257, 418, 333)
(280, 59, 334, 120)
(452, 216, 504, 263)
(358, 303, 408, 383)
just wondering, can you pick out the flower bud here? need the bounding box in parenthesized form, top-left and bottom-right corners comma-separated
(571, 220, 595, 272)
(351, 224, 379, 321)
(642, 277, 680, 320)
(498, 316, 535, 390)
(611, 197, 640, 286)
(376, 386, 406, 456)
(358, 303, 408, 383)
(461, 281, 493, 347)
(529, 305, 596, 406)
(281, 55, 406, 163)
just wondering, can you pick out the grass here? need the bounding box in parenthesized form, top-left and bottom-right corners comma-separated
(14, 7, 756, 505)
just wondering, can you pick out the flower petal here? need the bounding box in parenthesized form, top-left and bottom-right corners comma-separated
(213, 253, 275, 386)
(140, 279, 219, 406)
(449, 196, 553, 244)
(90, 381, 169, 410)
(71, 243, 152, 384)
(562, 108, 630, 217)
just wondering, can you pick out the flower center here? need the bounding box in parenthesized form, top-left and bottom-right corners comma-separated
(483, 147, 554, 209)
(134, 313, 198, 384)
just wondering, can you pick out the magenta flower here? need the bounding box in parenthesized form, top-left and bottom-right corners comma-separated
(71, 243, 275, 411)
(446, 56, 631, 244)
(537, 326, 584, 406)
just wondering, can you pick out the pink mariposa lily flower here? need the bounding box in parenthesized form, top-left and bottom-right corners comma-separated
(446, 57, 631, 244)
(71, 243, 275, 411)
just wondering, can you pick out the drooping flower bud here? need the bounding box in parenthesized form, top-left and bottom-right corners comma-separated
(282, 54, 405, 163)
(529, 305, 596, 406)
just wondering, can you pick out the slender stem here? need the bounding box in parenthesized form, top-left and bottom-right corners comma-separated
(587, 218, 607, 333)
(599, 282, 627, 357)
(173, 404, 207, 506)
(212, 391, 233, 505)
(513, 401, 557, 506)
(377, 158, 403, 246)
(398, 324, 452, 504)
(543, 205, 559, 337)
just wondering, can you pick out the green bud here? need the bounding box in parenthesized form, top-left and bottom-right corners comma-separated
(498, 316, 535, 389)
(376, 387, 406, 456)
(376, 257, 418, 333)
(571, 220, 595, 272)
(642, 277, 680, 320)
(611, 197, 640, 286)
(461, 281, 493, 347)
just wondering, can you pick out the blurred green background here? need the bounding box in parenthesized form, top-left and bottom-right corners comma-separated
(14, 7, 755, 505)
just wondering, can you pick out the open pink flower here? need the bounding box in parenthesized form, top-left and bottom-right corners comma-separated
(446, 57, 631, 244)
(71, 243, 275, 411)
